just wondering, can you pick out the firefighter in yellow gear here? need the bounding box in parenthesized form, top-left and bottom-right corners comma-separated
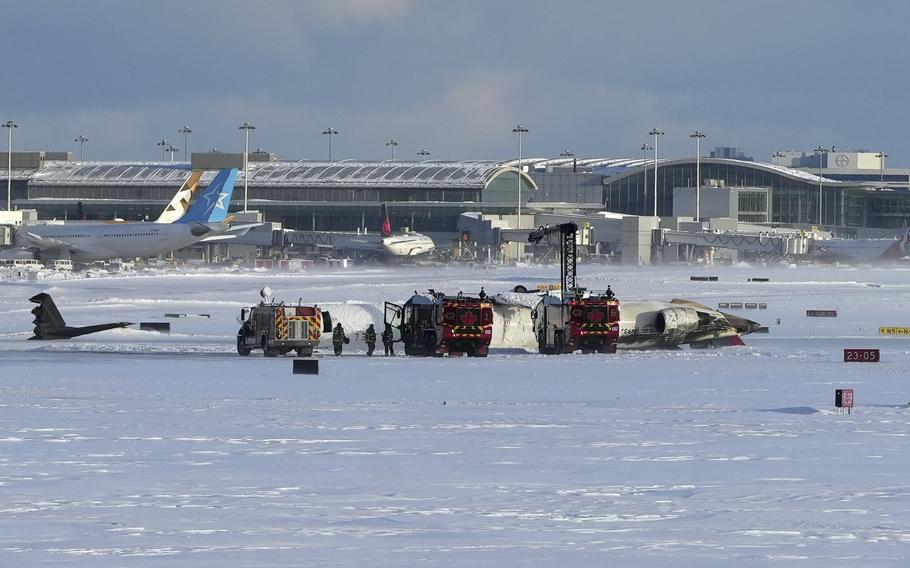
(332, 323, 348, 356)
(364, 324, 377, 356)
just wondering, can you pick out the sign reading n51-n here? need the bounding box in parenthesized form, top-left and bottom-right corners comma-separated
(880, 327, 910, 335)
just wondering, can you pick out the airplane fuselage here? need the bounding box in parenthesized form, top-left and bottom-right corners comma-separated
(614, 300, 740, 349)
(810, 230, 910, 264)
(382, 233, 436, 256)
(17, 221, 216, 262)
(491, 294, 758, 351)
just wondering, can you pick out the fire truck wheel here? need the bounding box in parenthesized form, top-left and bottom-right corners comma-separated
(237, 336, 251, 356)
(423, 331, 437, 356)
(554, 330, 565, 354)
(262, 337, 277, 357)
(513, 285, 528, 293)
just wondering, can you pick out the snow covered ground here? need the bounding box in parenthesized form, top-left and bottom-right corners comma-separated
(2, 263, 910, 566)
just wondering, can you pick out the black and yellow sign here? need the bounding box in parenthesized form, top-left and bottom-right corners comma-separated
(880, 327, 910, 336)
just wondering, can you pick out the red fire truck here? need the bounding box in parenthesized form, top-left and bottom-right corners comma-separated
(527, 223, 621, 354)
(385, 292, 493, 357)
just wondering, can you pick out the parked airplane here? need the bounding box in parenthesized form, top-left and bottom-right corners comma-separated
(809, 228, 910, 263)
(379, 204, 436, 256)
(29, 293, 131, 339)
(492, 293, 761, 351)
(285, 204, 435, 258)
(11, 168, 249, 262)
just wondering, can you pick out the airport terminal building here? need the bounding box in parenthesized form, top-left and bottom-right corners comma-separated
(4, 153, 537, 235)
(4, 149, 910, 240)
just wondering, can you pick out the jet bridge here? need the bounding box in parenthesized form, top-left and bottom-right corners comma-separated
(660, 229, 809, 256)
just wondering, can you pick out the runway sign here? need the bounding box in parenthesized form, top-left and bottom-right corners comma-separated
(807, 310, 837, 317)
(139, 322, 171, 334)
(835, 388, 854, 414)
(717, 302, 729, 308)
(744, 303, 758, 309)
(748, 277, 770, 282)
(879, 327, 910, 336)
(690, 276, 718, 281)
(843, 348, 879, 362)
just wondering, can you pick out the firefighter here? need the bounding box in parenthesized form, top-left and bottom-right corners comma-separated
(382, 323, 395, 356)
(479, 286, 487, 300)
(332, 322, 348, 356)
(605, 285, 615, 300)
(364, 324, 377, 356)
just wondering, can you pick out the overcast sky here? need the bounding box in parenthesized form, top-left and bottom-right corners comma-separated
(2, 0, 908, 165)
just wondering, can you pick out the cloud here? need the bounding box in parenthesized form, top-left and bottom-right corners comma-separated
(308, 0, 415, 25)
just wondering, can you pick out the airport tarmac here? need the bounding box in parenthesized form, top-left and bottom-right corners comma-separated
(2, 264, 910, 566)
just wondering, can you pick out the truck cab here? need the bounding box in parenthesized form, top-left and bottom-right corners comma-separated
(237, 301, 332, 357)
(385, 292, 493, 357)
(532, 290, 619, 354)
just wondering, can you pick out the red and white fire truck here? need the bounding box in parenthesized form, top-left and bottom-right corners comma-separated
(385, 292, 493, 357)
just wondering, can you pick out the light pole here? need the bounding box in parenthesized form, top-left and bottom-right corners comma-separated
(322, 127, 338, 161)
(512, 125, 528, 229)
(3, 120, 17, 211)
(178, 126, 191, 161)
(648, 128, 664, 216)
(417, 148, 430, 158)
(385, 139, 399, 161)
(640, 143, 651, 215)
(74, 135, 88, 161)
(157, 139, 168, 160)
(689, 130, 706, 221)
(876, 151, 887, 185)
(814, 145, 827, 226)
(166, 144, 179, 162)
(239, 122, 255, 212)
(559, 150, 576, 173)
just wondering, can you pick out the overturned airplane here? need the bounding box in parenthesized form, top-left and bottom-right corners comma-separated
(29, 293, 132, 340)
(492, 292, 761, 351)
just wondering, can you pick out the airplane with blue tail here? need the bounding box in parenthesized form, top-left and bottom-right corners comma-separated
(9, 168, 255, 262)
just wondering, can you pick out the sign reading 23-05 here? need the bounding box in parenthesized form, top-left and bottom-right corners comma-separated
(843, 348, 880, 362)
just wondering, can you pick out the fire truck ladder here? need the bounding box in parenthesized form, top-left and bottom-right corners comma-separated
(528, 222, 577, 295)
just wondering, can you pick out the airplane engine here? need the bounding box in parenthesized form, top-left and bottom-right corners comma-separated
(654, 307, 699, 336)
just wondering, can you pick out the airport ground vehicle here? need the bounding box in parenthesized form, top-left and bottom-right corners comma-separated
(47, 259, 73, 270)
(385, 292, 493, 357)
(237, 289, 332, 357)
(526, 223, 620, 354)
(533, 292, 620, 354)
(0, 258, 44, 270)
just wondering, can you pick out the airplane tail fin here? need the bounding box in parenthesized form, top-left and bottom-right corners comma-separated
(156, 169, 204, 223)
(380, 204, 392, 237)
(30, 293, 66, 338)
(882, 227, 910, 259)
(176, 168, 238, 224)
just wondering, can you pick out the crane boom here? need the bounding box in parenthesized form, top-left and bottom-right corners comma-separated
(528, 223, 577, 295)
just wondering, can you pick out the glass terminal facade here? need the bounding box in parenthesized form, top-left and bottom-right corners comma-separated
(6, 156, 910, 230)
